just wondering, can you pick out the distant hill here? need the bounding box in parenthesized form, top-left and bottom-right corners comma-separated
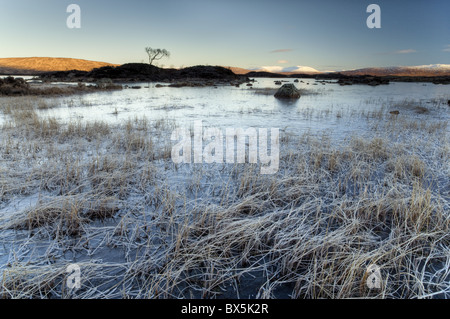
(230, 66, 323, 75)
(225, 64, 450, 77)
(224, 66, 253, 75)
(244, 71, 288, 78)
(339, 64, 450, 77)
(0, 57, 120, 75)
(3, 58, 449, 78)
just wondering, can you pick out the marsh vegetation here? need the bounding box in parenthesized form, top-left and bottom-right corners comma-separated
(0, 84, 449, 299)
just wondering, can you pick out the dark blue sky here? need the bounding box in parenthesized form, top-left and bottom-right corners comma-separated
(1, 0, 449, 70)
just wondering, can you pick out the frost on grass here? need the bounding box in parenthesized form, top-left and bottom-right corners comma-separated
(0, 96, 449, 299)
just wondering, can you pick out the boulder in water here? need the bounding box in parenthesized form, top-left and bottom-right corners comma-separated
(274, 83, 301, 99)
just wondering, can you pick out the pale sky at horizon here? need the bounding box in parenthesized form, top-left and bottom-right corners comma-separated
(0, 0, 449, 71)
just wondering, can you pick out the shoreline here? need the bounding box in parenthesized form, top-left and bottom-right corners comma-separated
(5, 63, 447, 86)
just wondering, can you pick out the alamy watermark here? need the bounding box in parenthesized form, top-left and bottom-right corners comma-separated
(66, 264, 81, 290)
(66, 4, 81, 29)
(366, 264, 382, 289)
(66, 4, 379, 30)
(171, 121, 279, 174)
(366, 4, 381, 29)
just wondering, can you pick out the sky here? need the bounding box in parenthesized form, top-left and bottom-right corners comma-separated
(0, 0, 449, 71)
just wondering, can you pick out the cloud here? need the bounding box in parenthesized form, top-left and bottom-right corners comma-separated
(375, 49, 417, 55)
(270, 49, 293, 53)
(277, 60, 289, 64)
(394, 49, 416, 54)
(443, 45, 450, 52)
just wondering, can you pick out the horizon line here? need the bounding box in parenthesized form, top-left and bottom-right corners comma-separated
(0, 56, 449, 74)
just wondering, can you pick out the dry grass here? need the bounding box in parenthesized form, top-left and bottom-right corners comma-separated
(0, 77, 122, 97)
(0, 95, 449, 299)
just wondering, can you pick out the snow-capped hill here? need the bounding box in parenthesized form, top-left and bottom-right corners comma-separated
(341, 64, 450, 76)
(251, 65, 322, 74)
(282, 66, 321, 74)
(412, 64, 450, 70)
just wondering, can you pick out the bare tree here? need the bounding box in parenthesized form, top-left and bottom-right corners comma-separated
(145, 47, 170, 66)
